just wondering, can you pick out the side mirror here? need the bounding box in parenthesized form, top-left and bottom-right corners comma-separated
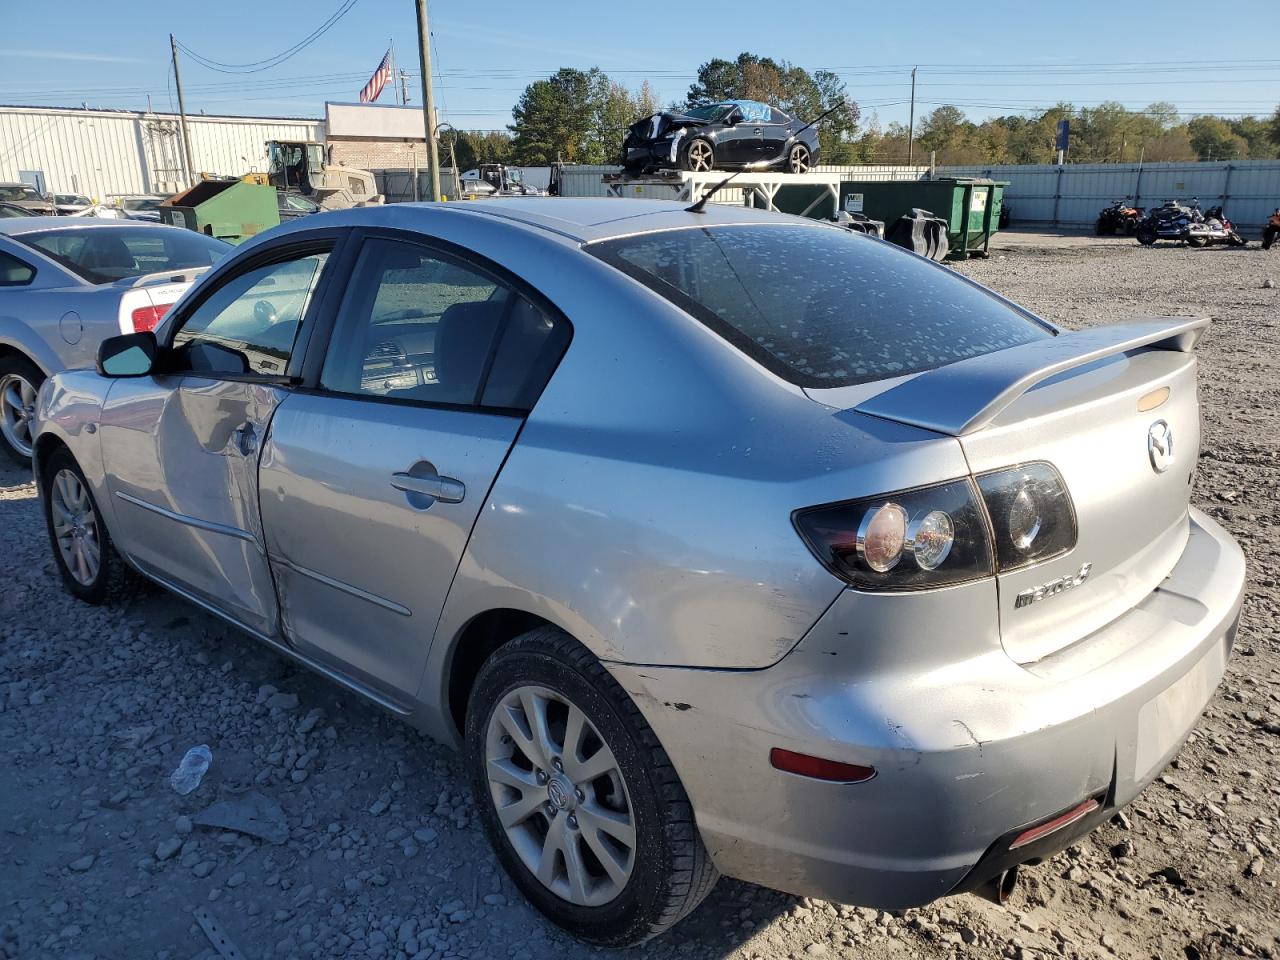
(97, 332, 158, 377)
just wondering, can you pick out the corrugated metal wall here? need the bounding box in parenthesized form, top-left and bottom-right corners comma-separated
(0, 106, 323, 200)
(941, 160, 1280, 230)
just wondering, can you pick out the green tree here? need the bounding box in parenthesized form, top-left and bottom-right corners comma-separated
(1187, 116, 1248, 161)
(509, 67, 605, 164)
(451, 131, 512, 170)
(1229, 116, 1274, 158)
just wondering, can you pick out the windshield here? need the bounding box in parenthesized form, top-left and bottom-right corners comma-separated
(682, 104, 734, 122)
(0, 185, 40, 202)
(17, 227, 230, 284)
(589, 224, 1050, 388)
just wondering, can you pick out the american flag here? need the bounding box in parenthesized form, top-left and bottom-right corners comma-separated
(360, 49, 393, 103)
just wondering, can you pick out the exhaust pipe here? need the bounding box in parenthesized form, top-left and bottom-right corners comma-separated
(976, 865, 1020, 905)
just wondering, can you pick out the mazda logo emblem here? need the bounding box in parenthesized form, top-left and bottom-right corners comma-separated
(1147, 420, 1174, 474)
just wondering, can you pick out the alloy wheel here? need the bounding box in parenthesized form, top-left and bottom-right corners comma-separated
(687, 140, 713, 173)
(484, 684, 636, 907)
(789, 144, 811, 174)
(0, 373, 37, 458)
(50, 468, 100, 586)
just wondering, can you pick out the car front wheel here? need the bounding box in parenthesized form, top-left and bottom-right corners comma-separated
(0, 354, 44, 464)
(466, 626, 717, 945)
(681, 138, 715, 173)
(40, 446, 134, 604)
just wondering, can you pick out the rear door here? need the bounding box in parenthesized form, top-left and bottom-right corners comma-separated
(758, 107, 793, 163)
(259, 232, 570, 705)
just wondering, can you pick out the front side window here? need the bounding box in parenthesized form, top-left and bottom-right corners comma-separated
(321, 238, 569, 411)
(0, 184, 40, 202)
(18, 227, 229, 284)
(589, 224, 1049, 388)
(172, 251, 328, 377)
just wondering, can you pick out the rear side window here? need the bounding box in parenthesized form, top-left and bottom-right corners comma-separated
(0, 250, 35, 286)
(321, 238, 570, 412)
(589, 225, 1049, 388)
(17, 227, 229, 284)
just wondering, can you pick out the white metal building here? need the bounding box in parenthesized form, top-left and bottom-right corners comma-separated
(0, 104, 323, 200)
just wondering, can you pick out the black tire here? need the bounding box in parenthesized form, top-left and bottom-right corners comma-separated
(1187, 235, 1207, 249)
(679, 137, 715, 173)
(786, 143, 812, 174)
(1095, 219, 1112, 236)
(465, 626, 718, 946)
(1136, 224, 1158, 246)
(0, 353, 44, 465)
(1227, 232, 1247, 248)
(40, 445, 136, 604)
(1264, 228, 1277, 251)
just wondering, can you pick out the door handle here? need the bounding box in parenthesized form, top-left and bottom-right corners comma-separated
(752, 127, 762, 135)
(391, 471, 466, 504)
(234, 422, 258, 456)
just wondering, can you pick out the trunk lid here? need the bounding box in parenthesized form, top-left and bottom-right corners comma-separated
(838, 317, 1205, 664)
(958, 348, 1198, 663)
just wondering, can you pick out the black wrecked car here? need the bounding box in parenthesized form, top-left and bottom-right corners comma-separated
(622, 100, 821, 175)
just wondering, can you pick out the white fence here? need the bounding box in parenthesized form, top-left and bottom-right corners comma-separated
(941, 160, 1280, 231)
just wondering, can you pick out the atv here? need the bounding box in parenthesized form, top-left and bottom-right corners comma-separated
(1096, 198, 1143, 236)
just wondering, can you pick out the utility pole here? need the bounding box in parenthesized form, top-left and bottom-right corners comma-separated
(170, 34, 196, 186)
(414, 0, 442, 201)
(399, 69, 410, 104)
(907, 66, 917, 166)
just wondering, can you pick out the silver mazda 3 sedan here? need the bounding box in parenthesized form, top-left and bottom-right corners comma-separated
(32, 199, 1245, 945)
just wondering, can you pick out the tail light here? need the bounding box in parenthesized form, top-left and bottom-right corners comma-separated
(130, 303, 171, 333)
(976, 463, 1077, 571)
(793, 463, 1077, 591)
(793, 479, 994, 591)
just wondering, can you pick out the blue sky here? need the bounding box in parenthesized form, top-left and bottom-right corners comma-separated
(2, 0, 1277, 131)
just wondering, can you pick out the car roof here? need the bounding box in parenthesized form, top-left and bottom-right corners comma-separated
(287, 197, 834, 246)
(0, 216, 186, 238)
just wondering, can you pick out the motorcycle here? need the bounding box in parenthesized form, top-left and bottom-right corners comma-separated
(1263, 209, 1280, 251)
(1096, 198, 1143, 235)
(1135, 199, 1246, 248)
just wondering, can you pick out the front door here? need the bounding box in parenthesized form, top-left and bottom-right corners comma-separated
(717, 108, 762, 165)
(101, 243, 335, 636)
(259, 234, 570, 704)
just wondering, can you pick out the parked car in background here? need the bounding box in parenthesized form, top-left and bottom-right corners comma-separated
(101, 195, 168, 222)
(277, 190, 321, 222)
(32, 199, 1243, 945)
(0, 202, 34, 219)
(53, 193, 94, 215)
(0, 182, 56, 215)
(623, 99, 821, 175)
(0, 218, 229, 462)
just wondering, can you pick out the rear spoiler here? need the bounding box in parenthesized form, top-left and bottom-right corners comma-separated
(853, 317, 1208, 436)
(114, 267, 210, 288)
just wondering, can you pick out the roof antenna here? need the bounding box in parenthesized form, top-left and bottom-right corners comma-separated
(685, 161, 769, 214)
(684, 99, 851, 214)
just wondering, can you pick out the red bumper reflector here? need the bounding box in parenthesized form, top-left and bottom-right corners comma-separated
(1009, 797, 1099, 850)
(770, 748, 876, 784)
(130, 303, 171, 333)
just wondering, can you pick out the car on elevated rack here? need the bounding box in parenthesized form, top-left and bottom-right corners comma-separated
(32, 198, 1244, 945)
(0, 217, 229, 462)
(622, 99, 821, 175)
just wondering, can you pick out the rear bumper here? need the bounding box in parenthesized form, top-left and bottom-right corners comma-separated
(606, 507, 1244, 908)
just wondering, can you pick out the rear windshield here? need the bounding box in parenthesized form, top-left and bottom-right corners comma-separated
(17, 227, 229, 284)
(589, 224, 1049, 388)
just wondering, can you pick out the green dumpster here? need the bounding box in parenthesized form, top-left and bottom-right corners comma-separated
(159, 178, 280, 245)
(837, 178, 1007, 258)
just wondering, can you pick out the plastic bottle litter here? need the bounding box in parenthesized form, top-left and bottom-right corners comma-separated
(170, 745, 213, 795)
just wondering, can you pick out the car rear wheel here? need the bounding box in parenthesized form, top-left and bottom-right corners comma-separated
(40, 446, 134, 604)
(466, 626, 717, 945)
(0, 355, 44, 464)
(787, 143, 812, 174)
(681, 138, 715, 173)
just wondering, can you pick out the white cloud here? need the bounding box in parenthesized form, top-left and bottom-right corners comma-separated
(0, 49, 144, 64)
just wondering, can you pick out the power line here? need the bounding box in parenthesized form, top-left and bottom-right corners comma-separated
(174, 0, 359, 74)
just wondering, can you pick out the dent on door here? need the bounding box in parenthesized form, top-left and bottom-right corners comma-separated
(101, 376, 285, 634)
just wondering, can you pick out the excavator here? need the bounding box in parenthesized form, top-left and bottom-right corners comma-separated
(265, 140, 382, 210)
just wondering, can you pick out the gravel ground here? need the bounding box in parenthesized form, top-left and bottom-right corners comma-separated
(2, 231, 1279, 960)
